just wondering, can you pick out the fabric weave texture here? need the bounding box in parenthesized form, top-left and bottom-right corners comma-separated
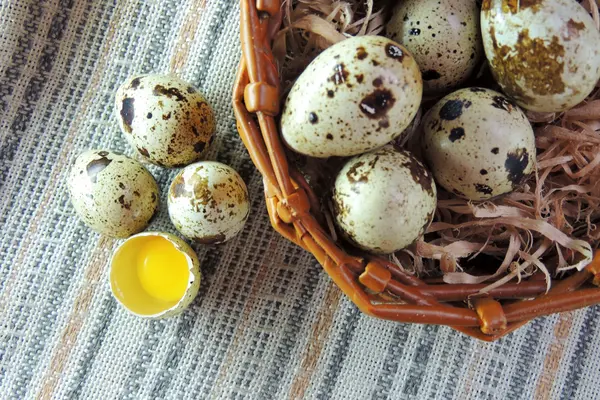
(1, 0, 599, 399)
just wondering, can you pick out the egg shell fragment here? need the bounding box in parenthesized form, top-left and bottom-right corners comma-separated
(281, 35, 423, 158)
(110, 231, 201, 318)
(481, 0, 600, 112)
(168, 161, 250, 244)
(115, 74, 216, 168)
(386, 0, 482, 95)
(332, 146, 437, 254)
(422, 87, 536, 201)
(67, 150, 159, 238)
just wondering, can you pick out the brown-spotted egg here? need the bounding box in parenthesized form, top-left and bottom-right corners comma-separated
(115, 74, 216, 167)
(168, 161, 250, 244)
(67, 150, 159, 238)
(421, 87, 536, 201)
(281, 35, 422, 158)
(332, 145, 437, 254)
(481, 0, 600, 112)
(386, 0, 483, 95)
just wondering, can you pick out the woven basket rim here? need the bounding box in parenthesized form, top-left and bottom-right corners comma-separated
(233, 0, 600, 341)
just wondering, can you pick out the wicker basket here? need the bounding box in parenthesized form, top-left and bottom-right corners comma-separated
(232, 0, 600, 341)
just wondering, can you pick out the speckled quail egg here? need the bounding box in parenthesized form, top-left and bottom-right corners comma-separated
(168, 161, 250, 244)
(110, 232, 201, 318)
(281, 35, 422, 158)
(481, 0, 600, 112)
(115, 74, 216, 167)
(421, 87, 536, 201)
(332, 145, 437, 254)
(386, 0, 483, 95)
(67, 150, 159, 238)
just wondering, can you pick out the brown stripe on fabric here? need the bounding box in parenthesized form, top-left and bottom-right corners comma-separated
(169, 0, 207, 73)
(0, 0, 63, 317)
(37, 237, 114, 400)
(0, 0, 120, 316)
(209, 236, 277, 397)
(1, 1, 99, 396)
(30, 1, 130, 398)
(288, 281, 342, 400)
(458, 340, 480, 399)
(534, 312, 574, 400)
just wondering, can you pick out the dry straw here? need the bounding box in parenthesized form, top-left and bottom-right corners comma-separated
(274, 0, 600, 293)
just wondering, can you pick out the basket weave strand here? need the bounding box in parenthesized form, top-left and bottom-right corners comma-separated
(232, 0, 600, 341)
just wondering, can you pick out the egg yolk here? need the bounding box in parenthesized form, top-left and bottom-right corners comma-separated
(136, 237, 189, 302)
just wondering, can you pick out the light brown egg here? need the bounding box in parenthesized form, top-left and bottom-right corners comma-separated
(281, 35, 422, 158)
(386, 0, 482, 95)
(421, 88, 536, 201)
(115, 74, 215, 168)
(481, 0, 600, 112)
(332, 145, 437, 254)
(67, 150, 159, 238)
(167, 161, 249, 244)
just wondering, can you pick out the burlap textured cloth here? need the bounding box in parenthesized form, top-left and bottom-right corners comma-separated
(1, 0, 599, 399)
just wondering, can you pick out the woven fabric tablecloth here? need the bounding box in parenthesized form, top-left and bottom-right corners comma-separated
(1, 1, 600, 399)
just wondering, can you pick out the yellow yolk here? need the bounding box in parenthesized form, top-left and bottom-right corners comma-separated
(136, 237, 189, 302)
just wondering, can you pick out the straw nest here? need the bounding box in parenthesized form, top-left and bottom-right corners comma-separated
(272, 0, 600, 294)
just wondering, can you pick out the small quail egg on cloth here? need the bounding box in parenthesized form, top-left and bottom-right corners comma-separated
(67, 150, 159, 238)
(110, 232, 201, 318)
(421, 87, 536, 201)
(115, 74, 216, 168)
(332, 145, 437, 254)
(481, 0, 600, 112)
(168, 161, 250, 244)
(386, 0, 482, 95)
(281, 35, 422, 158)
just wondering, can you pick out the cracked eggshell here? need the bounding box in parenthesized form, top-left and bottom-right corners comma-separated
(386, 0, 482, 95)
(115, 74, 216, 168)
(481, 0, 600, 112)
(110, 232, 201, 319)
(421, 87, 536, 201)
(67, 150, 159, 238)
(168, 161, 250, 244)
(280, 35, 422, 158)
(332, 146, 437, 254)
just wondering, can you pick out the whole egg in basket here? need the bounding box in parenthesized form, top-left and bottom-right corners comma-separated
(481, 0, 600, 112)
(281, 35, 423, 158)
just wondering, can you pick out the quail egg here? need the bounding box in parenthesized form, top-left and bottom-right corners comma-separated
(332, 145, 437, 254)
(481, 0, 600, 112)
(281, 35, 423, 158)
(421, 87, 536, 201)
(115, 74, 216, 167)
(110, 232, 201, 318)
(168, 161, 250, 244)
(386, 0, 483, 95)
(67, 150, 159, 238)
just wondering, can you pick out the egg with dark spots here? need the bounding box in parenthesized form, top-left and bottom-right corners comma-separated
(481, 0, 600, 112)
(67, 150, 159, 238)
(281, 36, 422, 158)
(421, 87, 536, 201)
(386, 0, 482, 95)
(115, 74, 215, 168)
(167, 161, 249, 244)
(332, 146, 436, 254)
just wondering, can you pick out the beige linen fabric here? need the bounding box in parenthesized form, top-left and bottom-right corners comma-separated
(1, 0, 599, 399)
